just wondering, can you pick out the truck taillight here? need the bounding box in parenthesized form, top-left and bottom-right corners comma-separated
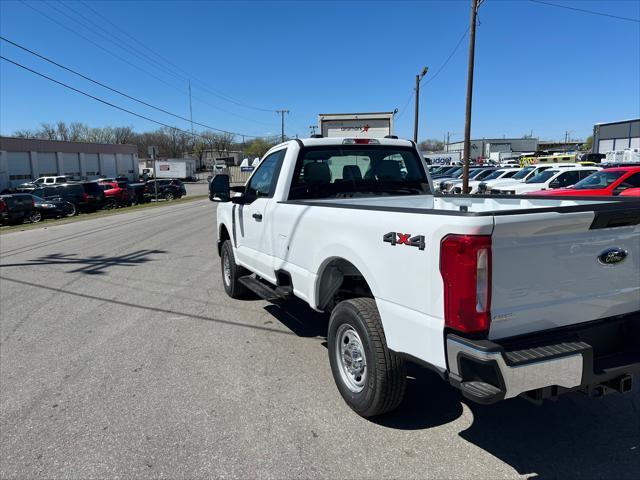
(440, 234, 492, 334)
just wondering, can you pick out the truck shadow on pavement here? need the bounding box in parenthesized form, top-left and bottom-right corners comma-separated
(458, 394, 640, 479)
(263, 298, 639, 479)
(0, 250, 167, 275)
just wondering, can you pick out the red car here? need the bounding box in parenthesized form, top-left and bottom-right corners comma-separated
(620, 188, 640, 196)
(99, 181, 131, 207)
(527, 166, 640, 196)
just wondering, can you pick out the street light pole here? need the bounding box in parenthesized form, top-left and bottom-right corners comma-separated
(413, 66, 428, 143)
(462, 0, 480, 194)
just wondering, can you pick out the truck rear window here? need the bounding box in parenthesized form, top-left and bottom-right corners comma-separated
(289, 146, 430, 200)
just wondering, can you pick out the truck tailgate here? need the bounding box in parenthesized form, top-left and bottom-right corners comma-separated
(489, 209, 640, 340)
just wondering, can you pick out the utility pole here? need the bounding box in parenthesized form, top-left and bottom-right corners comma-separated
(462, 0, 481, 194)
(413, 66, 428, 143)
(188, 80, 194, 138)
(276, 109, 289, 143)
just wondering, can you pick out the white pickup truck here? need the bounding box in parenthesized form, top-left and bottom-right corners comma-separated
(210, 137, 640, 417)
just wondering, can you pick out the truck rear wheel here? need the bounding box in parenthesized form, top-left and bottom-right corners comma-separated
(220, 240, 250, 299)
(328, 298, 406, 417)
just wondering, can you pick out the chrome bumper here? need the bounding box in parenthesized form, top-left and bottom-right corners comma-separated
(445, 313, 640, 404)
(446, 336, 584, 401)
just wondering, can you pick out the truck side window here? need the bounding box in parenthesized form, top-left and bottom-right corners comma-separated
(246, 149, 286, 199)
(557, 171, 580, 187)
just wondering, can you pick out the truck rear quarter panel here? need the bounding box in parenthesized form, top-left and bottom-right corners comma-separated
(270, 202, 494, 370)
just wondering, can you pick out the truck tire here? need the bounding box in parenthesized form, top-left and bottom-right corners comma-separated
(328, 297, 406, 417)
(220, 240, 250, 299)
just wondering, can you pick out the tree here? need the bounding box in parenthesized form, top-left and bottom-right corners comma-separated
(418, 138, 444, 152)
(212, 132, 235, 159)
(244, 137, 276, 159)
(581, 135, 593, 152)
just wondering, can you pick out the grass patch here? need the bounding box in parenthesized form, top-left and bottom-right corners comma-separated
(0, 195, 208, 234)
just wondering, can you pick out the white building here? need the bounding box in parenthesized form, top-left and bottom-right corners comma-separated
(0, 137, 138, 191)
(445, 137, 538, 161)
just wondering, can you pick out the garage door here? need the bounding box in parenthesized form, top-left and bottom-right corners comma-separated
(37, 152, 58, 176)
(7, 151, 32, 186)
(101, 154, 116, 178)
(84, 153, 99, 179)
(598, 139, 614, 154)
(63, 153, 81, 180)
(116, 154, 133, 178)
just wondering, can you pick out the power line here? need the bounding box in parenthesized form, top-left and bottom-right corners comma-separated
(424, 26, 469, 85)
(50, 0, 187, 85)
(72, 0, 276, 112)
(0, 36, 263, 137)
(529, 0, 640, 23)
(395, 91, 415, 121)
(0, 55, 264, 139)
(396, 26, 469, 119)
(18, 1, 275, 126)
(18, 0, 185, 93)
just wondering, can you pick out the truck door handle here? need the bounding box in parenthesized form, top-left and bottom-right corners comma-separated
(252, 213, 263, 221)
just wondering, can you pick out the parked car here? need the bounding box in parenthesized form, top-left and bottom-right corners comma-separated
(144, 179, 186, 201)
(210, 137, 640, 417)
(493, 167, 600, 195)
(528, 166, 640, 196)
(0, 193, 34, 224)
(464, 168, 520, 194)
(20, 176, 68, 187)
(99, 181, 131, 207)
(21, 183, 90, 214)
(440, 167, 498, 193)
(484, 163, 579, 194)
(80, 182, 107, 211)
(620, 188, 640, 196)
(30, 195, 75, 222)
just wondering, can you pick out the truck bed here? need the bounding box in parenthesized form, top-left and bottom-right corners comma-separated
(283, 193, 636, 216)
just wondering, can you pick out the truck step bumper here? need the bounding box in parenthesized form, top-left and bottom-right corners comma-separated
(446, 312, 640, 404)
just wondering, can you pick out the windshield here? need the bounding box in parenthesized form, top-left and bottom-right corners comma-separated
(512, 167, 534, 179)
(572, 171, 624, 190)
(31, 195, 45, 202)
(474, 169, 497, 180)
(289, 145, 430, 200)
(526, 170, 557, 184)
(483, 170, 508, 181)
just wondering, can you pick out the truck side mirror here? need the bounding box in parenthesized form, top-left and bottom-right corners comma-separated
(210, 174, 230, 202)
(549, 180, 560, 189)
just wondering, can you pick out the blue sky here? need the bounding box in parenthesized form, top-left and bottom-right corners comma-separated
(1, 0, 639, 143)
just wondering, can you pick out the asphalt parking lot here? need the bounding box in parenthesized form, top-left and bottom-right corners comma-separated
(1, 199, 638, 479)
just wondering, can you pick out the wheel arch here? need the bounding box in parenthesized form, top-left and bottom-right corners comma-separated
(218, 223, 231, 256)
(314, 256, 375, 312)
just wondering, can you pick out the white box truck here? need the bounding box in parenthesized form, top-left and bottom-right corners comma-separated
(318, 112, 394, 139)
(154, 159, 196, 180)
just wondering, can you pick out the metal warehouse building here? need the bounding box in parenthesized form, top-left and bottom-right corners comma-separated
(445, 137, 538, 161)
(592, 119, 640, 153)
(0, 137, 138, 191)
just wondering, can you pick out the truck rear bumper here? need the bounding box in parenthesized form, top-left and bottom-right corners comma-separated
(446, 312, 640, 404)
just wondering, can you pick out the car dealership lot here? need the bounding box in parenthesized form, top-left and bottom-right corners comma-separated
(0, 199, 638, 479)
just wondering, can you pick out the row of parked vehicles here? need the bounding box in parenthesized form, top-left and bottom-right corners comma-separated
(429, 164, 640, 197)
(0, 175, 187, 225)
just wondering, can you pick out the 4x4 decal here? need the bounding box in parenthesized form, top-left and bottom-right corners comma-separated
(383, 232, 426, 250)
